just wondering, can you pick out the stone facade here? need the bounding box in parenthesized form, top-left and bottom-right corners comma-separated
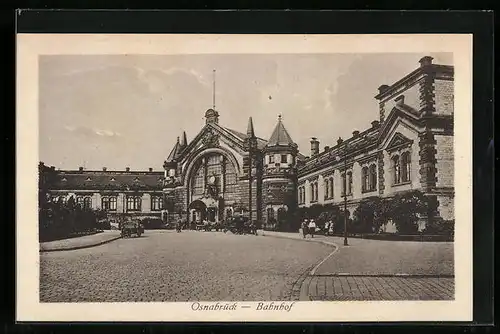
(297, 56, 455, 228)
(40, 56, 454, 229)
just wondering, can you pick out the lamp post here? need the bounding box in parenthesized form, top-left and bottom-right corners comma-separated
(336, 137, 349, 246)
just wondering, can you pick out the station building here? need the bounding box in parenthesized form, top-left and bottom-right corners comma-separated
(39, 56, 454, 229)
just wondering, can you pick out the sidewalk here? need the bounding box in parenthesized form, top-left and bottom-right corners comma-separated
(260, 230, 455, 301)
(40, 230, 122, 252)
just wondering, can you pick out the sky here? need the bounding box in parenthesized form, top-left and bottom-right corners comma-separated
(39, 52, 452, 171)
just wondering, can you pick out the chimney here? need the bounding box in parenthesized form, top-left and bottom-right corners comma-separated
(352, 130, 360, 137)
(395, 95, 405, 105)
(371, 120, 380, 128)
(78, 167, 83, 172)
(310, 137, 320, 157)
(102, 167, 107, 172)
(378, 85, 390, 94)
(50, 166, 55, 171)
(419, 56, 434, 67)
(125, 167, 130, 172)
(324, 146, 330, 152)
(337, 137, 343, 145)
(148, 168, 153, 172)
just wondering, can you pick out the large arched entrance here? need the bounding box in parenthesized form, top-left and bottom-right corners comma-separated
(186, 151, 239, 223)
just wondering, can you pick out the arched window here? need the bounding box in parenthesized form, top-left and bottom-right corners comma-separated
(393, 155, 401, 184)
(401, 152, 411, 182)
(341, 173, 346, 196)
(324, 179, 329, 199)
(102, 196, 117, 211)
(267, 208, 275, 221)
(347, 172, 353, 195)
(329, 177, 334, 199)
(369, 164, 377, 191)
(127, 195, 142, 211)
(83, 196, 92, 209)
(361, 166, 369, 192)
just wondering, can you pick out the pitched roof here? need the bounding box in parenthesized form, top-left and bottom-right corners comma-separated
(266, 117, 295, 147)
(222, 127, 267, 150)
(49, 171, 165, 191)
(166, 138, 182, 162)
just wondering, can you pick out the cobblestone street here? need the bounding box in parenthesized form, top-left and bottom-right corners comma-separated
(40, 230, 332, 302)
(40, 230, 454, 302)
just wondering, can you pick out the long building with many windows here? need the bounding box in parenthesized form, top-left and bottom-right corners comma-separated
(39, 56, 454, 229)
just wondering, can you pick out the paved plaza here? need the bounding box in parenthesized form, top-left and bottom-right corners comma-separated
(40, 230, 454, 302)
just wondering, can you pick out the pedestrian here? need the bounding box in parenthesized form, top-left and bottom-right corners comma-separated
(324, 221, 330, 235)
(308, 219, 317, 238)
(301, 219, 308, 238)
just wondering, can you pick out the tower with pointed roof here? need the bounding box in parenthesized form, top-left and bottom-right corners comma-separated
(262, 115, 299, 230)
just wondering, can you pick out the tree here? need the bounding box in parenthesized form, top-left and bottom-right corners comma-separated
(353, 197, 391, 234)
(388, 190, 428, 234)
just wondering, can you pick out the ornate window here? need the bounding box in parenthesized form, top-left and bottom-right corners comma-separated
(369, 164, 377, 191)
(401, 152, 411, 182)
(151, 195, 163, 211)
(393, 155, 401, 184)
(77, 195, 92, 209)
(101, 196, 117, 211)
(341, 173, 346, 196)
(127, 195, 142, 211)
(324, 179, 329, 199)
(267, 208, 275, 221)
(347, 171, 353, 195)
(361, 166, 369, 192)
(329, 177, 334, 199)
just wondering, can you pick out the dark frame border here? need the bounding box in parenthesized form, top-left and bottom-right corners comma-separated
(6, 9, 494, 331)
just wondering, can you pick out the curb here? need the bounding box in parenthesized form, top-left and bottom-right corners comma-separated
(313, 273, 455, 278)
(260, 232, 338, 248)
(40, 235, 122, 253)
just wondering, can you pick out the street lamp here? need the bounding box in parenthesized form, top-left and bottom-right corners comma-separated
(336, 137, 349, 246)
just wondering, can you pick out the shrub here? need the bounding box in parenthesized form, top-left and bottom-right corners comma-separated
(424, 219, 455, 237)
(388, 190, 428, 234)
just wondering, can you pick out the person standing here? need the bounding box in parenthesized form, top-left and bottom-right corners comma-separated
(301, 219, 308, 238)
(308, 219, 317, 238)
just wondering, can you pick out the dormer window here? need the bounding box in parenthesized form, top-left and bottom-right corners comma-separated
(61, 177, 67, 182)
(110, 177, 116, 182)
(133, 177, 140, 182)
(85, 177, 91, 181)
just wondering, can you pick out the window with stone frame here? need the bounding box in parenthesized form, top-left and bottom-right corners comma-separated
(392, 155, 401, 184)
(151, 195, 163, 211)
(310, 183, 315, 202)
(281, 154, 287, 163)
(314, 182, 319, 201)
(77, 195, 92, 209)
(269, 155, 275, 164)
(126, 195, 142, 211)
(347, 171, 353, 195)
(324, 179, 329, 199)
(361, 166, 369, 192)
(369, 164, 377, 191)
(341, 173, 346, 196)
(101, 196, 117, 211)
(401, 151, 411, 182)
(267, 207, 275, 221)
(329, 177, 334, 199)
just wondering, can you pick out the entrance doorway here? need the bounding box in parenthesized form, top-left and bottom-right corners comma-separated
(206, 207, 217, 222)
(188, 200, 207, 224)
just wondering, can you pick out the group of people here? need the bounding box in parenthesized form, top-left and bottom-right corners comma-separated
(300, 219, 335, 238)
(300, 219, 318, 238)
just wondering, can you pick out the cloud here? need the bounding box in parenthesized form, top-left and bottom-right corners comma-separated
(64, 125, 122, 138)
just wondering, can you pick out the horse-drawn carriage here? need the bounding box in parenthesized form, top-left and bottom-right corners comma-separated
(223, 216, 257, 235)
(121, 220, 144, 238)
